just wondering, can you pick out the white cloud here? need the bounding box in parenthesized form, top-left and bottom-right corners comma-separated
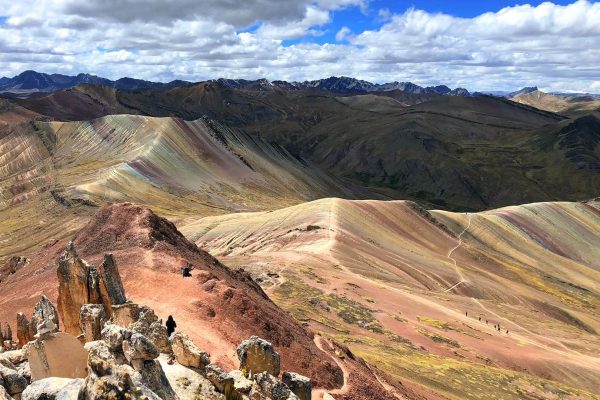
(335, 26, 351, 41)
(0, 0, 598, 92)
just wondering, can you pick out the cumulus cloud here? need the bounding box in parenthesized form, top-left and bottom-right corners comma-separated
(0, 0, 598, 91)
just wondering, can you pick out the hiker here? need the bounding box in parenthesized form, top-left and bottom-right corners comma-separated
(166, 315, 177, 337)
(478, 316, 481, 321)
(486, 319, 488, 324)
(465, 311, 468, 317)
(506, 330, 509, 334)
(181, 266, 192, 277)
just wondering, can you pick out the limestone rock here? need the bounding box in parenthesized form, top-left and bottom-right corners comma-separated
(100, 254, 127, 306)
(57, 243, 93, 335)
(0, 386, 11, 400)
(3, 324, 12, 342)
(17, 312, 33, 349)
(204, 364, 233, 393)
(170, 332, 210, 369)
(30, 295, 60, 338)
(254, 372, 298, 400)
(1, 349, 26, 366)
(111, 303, 141, 328)
(57, 243, 127, 336)
(236, 336, 281, 376)
(282, 372, 312, 400)
(226, 369, 253, 394)
(27, 332, 88, 381)
(122, 333, 159, 363)
(101, 324, 133, 353)
(0, 363, 28, 395)
(131, 359, 177, 400)
(21, 377, 84, 400)
(147, 321, 171, 354)
(80, 304, 107, 343)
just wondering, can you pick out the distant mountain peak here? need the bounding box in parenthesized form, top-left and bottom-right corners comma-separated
(509, 86, 539, 97)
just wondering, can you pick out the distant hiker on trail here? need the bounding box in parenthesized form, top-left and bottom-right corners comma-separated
(166, 315, 177, 337)
(465, 311, 468, 317)
(506, 330, 509, 334)
(486, 319, 488, 324)
(478, 316, 481, 321)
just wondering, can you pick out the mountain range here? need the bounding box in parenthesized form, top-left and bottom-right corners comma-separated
(1, 70, 472, 97)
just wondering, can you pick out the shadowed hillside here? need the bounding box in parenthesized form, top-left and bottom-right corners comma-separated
(8, 82, 599, 211)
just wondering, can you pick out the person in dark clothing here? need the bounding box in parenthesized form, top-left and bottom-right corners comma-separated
(166, 315, 177, 337)
(181, 267, 192, 277)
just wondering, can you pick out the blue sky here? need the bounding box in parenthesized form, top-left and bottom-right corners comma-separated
(283, 0, 597, 45)
(1, 0, 599, 91)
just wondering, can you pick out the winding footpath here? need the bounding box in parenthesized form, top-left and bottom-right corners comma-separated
(444, 213, 472, 292)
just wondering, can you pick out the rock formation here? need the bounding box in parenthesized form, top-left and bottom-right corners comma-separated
(21, 377, 84, 400)
(30, 295, 60, 338)
(237, 336, 281, 376)
(57, 243, 126, 336)
(282, 372, 312, 400)
(79, 304, 107, 343)
(170, 332, 210, 369)
(16, 312, 32, 349)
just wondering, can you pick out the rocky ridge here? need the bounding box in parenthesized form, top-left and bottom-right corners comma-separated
(0, 242, 314, 400)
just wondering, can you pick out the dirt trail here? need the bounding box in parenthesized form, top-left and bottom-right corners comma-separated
(313, 335, 350, 399)
(444, 212, 471, 291)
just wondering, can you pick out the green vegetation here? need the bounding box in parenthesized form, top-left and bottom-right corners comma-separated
(326, 333, 600, 400)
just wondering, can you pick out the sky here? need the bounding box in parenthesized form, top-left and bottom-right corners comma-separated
(0, 0, 599, 92)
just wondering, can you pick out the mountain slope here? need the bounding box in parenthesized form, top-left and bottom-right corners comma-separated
(510, 90, 600, 115)
(180, 198, 600, 399)
(0, 114, 369, 264)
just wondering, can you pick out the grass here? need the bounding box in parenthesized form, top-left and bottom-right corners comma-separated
(326, 333, 600, 400)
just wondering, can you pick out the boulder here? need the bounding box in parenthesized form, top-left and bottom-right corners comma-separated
(122, 333, 159, 363)
(1, 349, 26, 365)
(17, 312, 33, 349)
(82, 338, 159, 400)
(0, 363, 28, 396)
(226, 369, 254, 394)
(101, 324, 133, 353)
(204, 364, 233, 393)
(21, 377, 84, 400)
(79, 304, 107, 343)
(30, 295, 60, 338)
(254, 372, 298, 400)
(111, 303, 141, 328)
(27, 332, 88, 381)
(282, 372, 312, 400)
(170, 332, 210, 369)
(236, 336, 281, 376)
(131, 360, 177, 400)
(147, 321, 171, 354)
